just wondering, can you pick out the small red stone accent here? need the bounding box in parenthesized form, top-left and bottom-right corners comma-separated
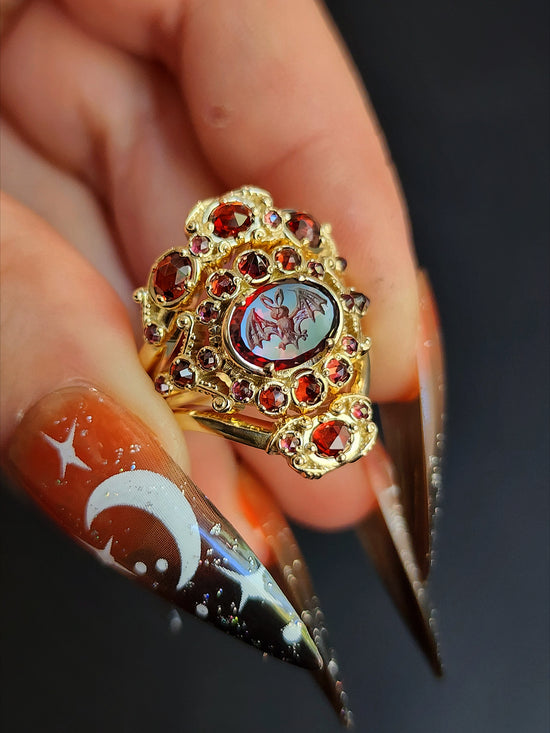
(154, 375, 170, 395)
(153, 251, 193, 302)
(308, 261, 324, 278)
(144, 324, 162, 345)
(197, 301, 219, 323)
(279, 434, 300, 454)
(351, 401, 370, 420)
(231, 379, 254, 402)
(189, 235, 210, 256)
(352, 291, 370, 314)
(209, 272, 237, 298)
(342, 293, 355, 311)
(274, 247, 301, 271)
(170, 359, 195, 388)
(264, 210, 282, 227)
(258, 385, 288, 413)
(294, 373, 324, 405)
(197, 348, 218, 370)
(341, 336, 358, 355)
(326, 358, 351, 385)
(210, 202, 253, 238)
(286, 212, 321, 249)
(312, 420, 351, 457)
(237, 251, 269, 280)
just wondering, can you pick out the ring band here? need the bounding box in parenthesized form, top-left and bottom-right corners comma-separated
(135, 186, 377, 478)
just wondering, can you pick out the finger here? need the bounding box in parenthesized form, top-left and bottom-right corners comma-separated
(57, 0, 419, 402)
(1, 194, 321, 667)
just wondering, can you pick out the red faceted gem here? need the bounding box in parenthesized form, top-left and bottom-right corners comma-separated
(231, 379, 253, 402)
(342, 293, 355, 311)
(274, 246, 301, 271)
(352, 291, 370, 314)
(154, 375, 170, 395)
(341, 336, 358, 355)
(326, 358, 351, 385)
(170, 359, 195, 388)
(264, 210, 282, 227)
(198, 348, 217, 370)
(351, 401, 370, 420)
(144, 323, 162, 345)
(308, 260, 324, 278)
(238, 251, 269, 280)
(209, 272, 237, 298)
(294, 373, 323, 405)
(210, 202, 253, 238)
(189, 235, 210, 256)
(279, 434, 300, 454)
(197, 300, 219, 323)
(258, 385, 287, 413)
(153, 251, 193, 302)
(286, 212, 321, 249)
(312, 420, 351, 457)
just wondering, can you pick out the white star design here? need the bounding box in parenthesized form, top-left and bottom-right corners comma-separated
(89, 536, 134, 577)
(216, 564, 291, 614)
(42, 419, 91, 479)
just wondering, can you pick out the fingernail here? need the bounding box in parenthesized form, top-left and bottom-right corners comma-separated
(6, 386, 322, 670)
(237, 466, 353, 728)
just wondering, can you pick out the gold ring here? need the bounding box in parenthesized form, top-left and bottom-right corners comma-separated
(135, 186, 377, 478)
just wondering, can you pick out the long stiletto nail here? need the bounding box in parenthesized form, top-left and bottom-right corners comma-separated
(6, 386, 322, 670)
(237, 466, 353, 728)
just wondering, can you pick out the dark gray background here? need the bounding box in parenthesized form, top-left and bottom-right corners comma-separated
(1, 0, 548, 731)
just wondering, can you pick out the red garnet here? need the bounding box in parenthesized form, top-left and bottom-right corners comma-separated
(341, 336, 358, 355)
(170, 359, 195, 388)
(144, 323, 162, 345)
(197, 300, 219, 323)
(279, 434, 300, 454)
(258, 385, 287, 413)
(198, 348, 217, 370)
(274, 246, 301, 271)
(351, 401, 370, 420)
(231, 379, 253, 402)
(352, 291, 370, 314)
(264, 210, 282, 227)
(210, 203, 253, 238)
(326, 358, 351, 384)
(286, 212, 321, 249)
(294, 373, 324, 405)
(238, 251, 269, 280)
(312, 420, 351, 457)
(209, 272, 237, 298)
(153, 251, 193, 302)
(342, 293, 355, 311)
(154, 375, 170, 395)
(308, 260, 324, 278)
(190, 235, 210, 256)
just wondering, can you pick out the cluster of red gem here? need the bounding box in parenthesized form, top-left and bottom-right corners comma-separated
(170, 359, 195, 388)
(325, 358, 351, 385)
(278, 433, 300, 454)
(294, 373, 324, 405)
(351, 401, 370, 420)
(209, 272, 237, 298)
(237, 251, 269, 280)
(274, 246, 301, 271)
(210, 202, 253, 238)
(231, 379, 254, 402)
(258, 385, 287, 413)
(144, 323, 162, 345)
(152, 251, 193, 302)
(312, 420, 351, 457)
(189, 235, 210, 256)
(341, 336, 358, 355)
(197, 348, 218, 370)
(196, 300, 219, 323)
(286, 212, 321, 249)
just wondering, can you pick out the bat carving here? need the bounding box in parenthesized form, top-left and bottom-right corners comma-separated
(246, 287, 328, 350)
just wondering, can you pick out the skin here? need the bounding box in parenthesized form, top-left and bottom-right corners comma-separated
(0, 0, 418, 556)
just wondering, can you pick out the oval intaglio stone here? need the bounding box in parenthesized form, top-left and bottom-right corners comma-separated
(226, 278, 339, 372)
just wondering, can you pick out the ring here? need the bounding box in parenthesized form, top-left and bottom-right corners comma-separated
(135, 186, 377, 478)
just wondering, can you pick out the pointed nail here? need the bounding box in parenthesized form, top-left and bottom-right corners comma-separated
(6, 386, 321, 670)
(357, 443, 443, 676)
(238, 466, 354, 727)
(377, 270, 445, 578)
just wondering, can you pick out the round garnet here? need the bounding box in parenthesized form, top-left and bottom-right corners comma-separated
(286, 212, 321, 249)
(308, 261, 324, 278)
(264, 210, 282, 227)
(170, 359, 195, 388)
(279, 434, 300, 454)
(152, 251, 193, 302)
(197, 300, 219, 323)
(209, 272, 237, 298)
(258, 385, 287, 413)
(341, 336, 358, 355)
(294, 373, 324, 405)
(238, 251, 269, 280)
(154, 375, 170, 395)
(210, 203, 253, 238)
(274, 247, 301, 271)
(144, 323, 162, 345)
(351, 401, 370, 420)
(198, 348, 217, 370)
(231, 379, 253, 402)
(352, 291, 370, 314)
(190, 235, 210, 256)
(312, 420, 351, 457)
(326, 358, 351, 385)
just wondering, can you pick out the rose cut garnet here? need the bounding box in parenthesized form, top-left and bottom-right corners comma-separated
(341, 336, 358, 355)
(308, 261, 324, 278)
(170, 359, 195, 388)
(326, 358, 351, 385)
(286, 212, 321, 249)
(154, 375, 170, 395)
(231, 379, 253, 402)
(352, 291, 370, 314)
(351, 401, 370, 420)
(341, 293, 355, 311)
(209, 272, 237, 298)
(144, 323, 162, 345)
(153, 251, 193, 302)
(238, 251, 269, 280)
(312, 420, 351, 457)
(189, 235, 210, 256)
(198, 348, 217, 370)
(279, 434, 300, 454)
(264, 210, 282, 227)
(294, 373, 324, 405)
(197, 301, 219, 323)
(258, 385, 287, 413)
(274, 247, 301, 271)
(210, 202, 253, 238)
